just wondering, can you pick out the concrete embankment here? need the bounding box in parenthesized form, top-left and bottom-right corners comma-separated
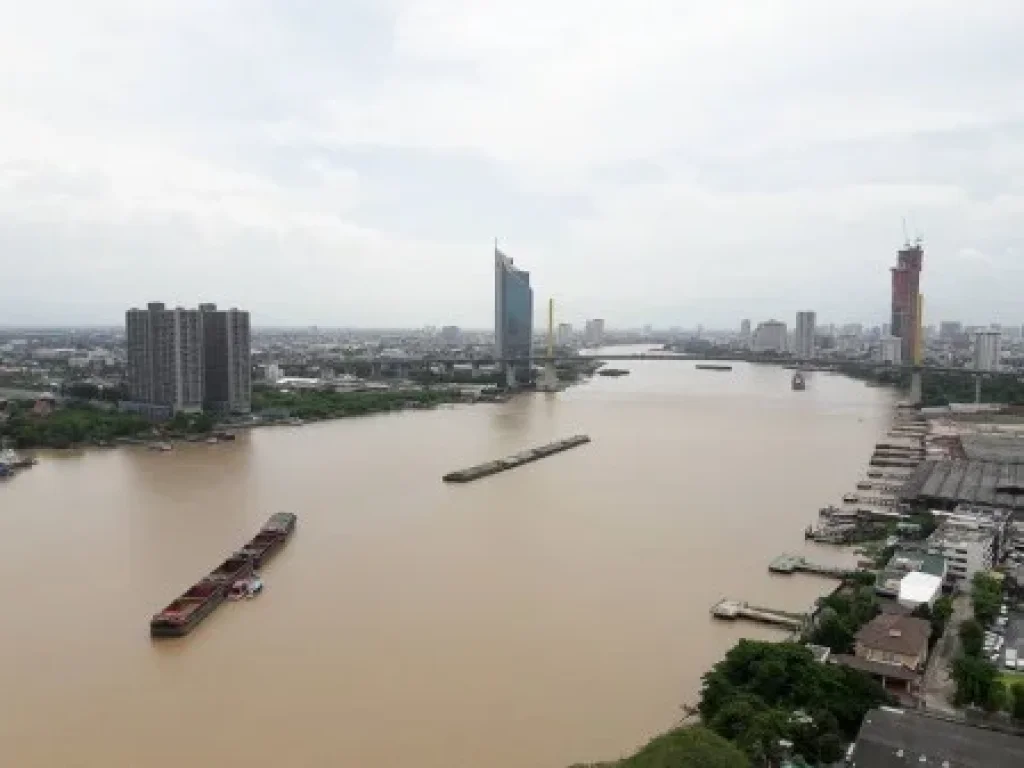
(443, 435, 591, 483)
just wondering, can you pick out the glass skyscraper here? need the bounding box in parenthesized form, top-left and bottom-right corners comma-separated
(494, 246, 533, 382)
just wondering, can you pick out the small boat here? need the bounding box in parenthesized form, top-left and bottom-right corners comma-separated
(228, 577, 263, 600)
(148, 442, 173, 452)
(206, 437, 219, 445)
(695, 364, 733, 372)
(597, 368, 630, 377)
(791, 372, 806, 391)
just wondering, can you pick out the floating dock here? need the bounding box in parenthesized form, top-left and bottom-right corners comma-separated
(768, 554, 860, 579)
(150, 513, 297, 638)
(710, 599, 806, 630)
(443, 435, 591, 483)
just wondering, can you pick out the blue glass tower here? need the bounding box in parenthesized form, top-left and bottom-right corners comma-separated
(494, 245, 533, 384)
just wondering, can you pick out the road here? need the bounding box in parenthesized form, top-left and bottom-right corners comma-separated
(921, 594, 972, 715)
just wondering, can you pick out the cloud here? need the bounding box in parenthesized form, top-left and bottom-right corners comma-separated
(1, 1, 1024, 326)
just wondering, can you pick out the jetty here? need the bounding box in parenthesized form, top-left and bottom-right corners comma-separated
(768, 554, 859, 580)
(443, 435, 591, 483)
(710, 599, 806, 631)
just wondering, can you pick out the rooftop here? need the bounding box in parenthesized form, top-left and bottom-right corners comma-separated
(849, 707, 1024, 767)
(900, 459, 1024, 509)
(855, 614, 931, 657)
(898, 572, 943, 605)
(831, 656, 919, 683)
(928, 522, 998, 547)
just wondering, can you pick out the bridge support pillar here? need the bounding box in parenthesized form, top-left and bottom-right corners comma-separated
(975, 376, 982, 404)
(505, 363, 517, 389)
(909, 371, 923, 406)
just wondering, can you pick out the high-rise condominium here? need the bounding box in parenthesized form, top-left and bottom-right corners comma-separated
(126, 301, 251, 416)
(795, 311, 816, 358)
(200, 303, 251, 414)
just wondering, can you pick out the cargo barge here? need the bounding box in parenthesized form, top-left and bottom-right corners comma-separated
(443, 435, 591, 483)
(695, 364, 733, 371)
(150, 512, 297, 638)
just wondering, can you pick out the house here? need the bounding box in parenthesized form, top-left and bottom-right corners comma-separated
(32, 394, 56, 417)
(847, 707, 1024, 767)
(833, 614, 931, 697)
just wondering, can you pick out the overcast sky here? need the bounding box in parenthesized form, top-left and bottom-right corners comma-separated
(2, 1, 1023, 328)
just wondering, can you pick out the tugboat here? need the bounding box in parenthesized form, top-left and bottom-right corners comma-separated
(791, 372, 806, 391)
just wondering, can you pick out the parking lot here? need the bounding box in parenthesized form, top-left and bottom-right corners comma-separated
(986, 607, 1024, 671)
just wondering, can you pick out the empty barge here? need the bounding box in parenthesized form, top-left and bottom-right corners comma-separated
(150, 512, 297, 638)
(443, 435, 591, 483)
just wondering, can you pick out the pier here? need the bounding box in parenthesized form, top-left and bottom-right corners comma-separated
(710, 599, 806, 631)
(443, 435, 591, 483)
(768, 554, 859, 579)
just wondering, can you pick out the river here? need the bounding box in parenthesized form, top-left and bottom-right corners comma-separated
(0, 351, 894, 767)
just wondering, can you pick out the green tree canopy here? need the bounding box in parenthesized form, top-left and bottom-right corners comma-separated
(570, 726, 748, 768)
(698, 640, 890, 764)
(1012, 681, 1024, 721)
(971, 572, 1003, 625)
(959, 619, 985, 658)
(952, 655, 997, 708)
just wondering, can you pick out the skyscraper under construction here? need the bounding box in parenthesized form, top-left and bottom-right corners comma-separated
(891, 240, 924, 365)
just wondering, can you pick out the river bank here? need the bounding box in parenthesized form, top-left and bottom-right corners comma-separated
(0, 358, 893, 768)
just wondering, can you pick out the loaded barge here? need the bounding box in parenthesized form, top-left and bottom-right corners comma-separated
(443, 435, 591, 483)
(150, 512, 297, 638)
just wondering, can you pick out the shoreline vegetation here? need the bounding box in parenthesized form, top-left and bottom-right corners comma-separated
(0, 387, 481, 449)
(572, 638, 892, 767)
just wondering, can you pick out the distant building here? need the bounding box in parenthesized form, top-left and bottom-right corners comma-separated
(879, 336, 902, 365)
(891, 240, 924, 365)
(794, 311, 816, 358)
(265, 363, 283, 384)
(974, 330, 1001, 371)
(556, 323, 573, 345)
(752, 320, 787, 352)
(494, 246, 533, 384)
(939, 320, 962, 340)
(584, 319, 605, 346)
(126, 302, 204, 414)
(836, 334, 862, 354)
(849, 707, 1024, 768)
(126, 301, 251, 416)
(200, 304, 251, 414)
(440, 325, 461, 344)
(739, 319, 752, 347)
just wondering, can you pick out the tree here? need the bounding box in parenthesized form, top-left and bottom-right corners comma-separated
(699, 640, 889, 764)
(952, 656, 997, 707)
(986, 682, 1009, 713)
(1012, 682, 1024, 721)
(959, 619, 985, 658)
(580, 725, 749, 768)
(933, 596, 954, 624)
(972, 572, 1003, 625)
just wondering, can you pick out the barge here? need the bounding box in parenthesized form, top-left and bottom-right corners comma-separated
(150, 512, 297, 638)
(443, 435, 591, 483)
(695, 364, 733, 371)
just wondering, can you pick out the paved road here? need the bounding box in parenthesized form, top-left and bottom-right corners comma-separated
(921, 594, 972, 715)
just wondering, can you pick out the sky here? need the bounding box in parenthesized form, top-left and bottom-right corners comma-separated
(2, 1, 1023, 329)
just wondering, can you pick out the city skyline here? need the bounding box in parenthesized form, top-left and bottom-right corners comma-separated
(1, 3, 1023, 327)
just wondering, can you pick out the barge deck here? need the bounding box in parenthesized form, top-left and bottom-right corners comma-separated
(443, 435, 591, 483)
(150, 512, 297, 638)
